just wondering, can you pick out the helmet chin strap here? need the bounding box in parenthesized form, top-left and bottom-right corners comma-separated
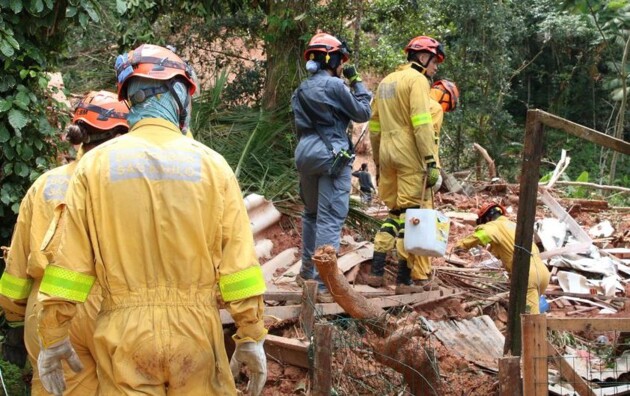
(411, 53, 435, 75)
(165, 81, 190, 131)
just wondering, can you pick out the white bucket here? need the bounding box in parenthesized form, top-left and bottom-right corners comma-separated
(403, 209, 450, 257)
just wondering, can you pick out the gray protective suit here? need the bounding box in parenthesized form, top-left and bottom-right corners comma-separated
(291, 69, 372, 288)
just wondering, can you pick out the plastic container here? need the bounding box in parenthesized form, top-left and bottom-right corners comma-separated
(539, 295, 550, 313)
(403, 209, 450, 257)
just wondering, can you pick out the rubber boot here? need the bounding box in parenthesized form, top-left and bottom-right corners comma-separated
(395, 259, 425, 294)
(366, 251, 387, 287)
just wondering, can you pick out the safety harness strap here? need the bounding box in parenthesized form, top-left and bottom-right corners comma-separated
(40, 266, 95, 303)
(0, 272, 33, 300)
(219, 265, 266, 302)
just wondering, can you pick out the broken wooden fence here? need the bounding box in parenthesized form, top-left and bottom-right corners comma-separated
(520, 315, 630, 396)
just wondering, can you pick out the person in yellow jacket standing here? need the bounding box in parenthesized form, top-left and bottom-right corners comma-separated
(35, 44, 267, 396)
(369, 37, 448, 293)
(366, 79, 459, 289)
(455, 203, 551, 313)
(0, 91, 129, 395)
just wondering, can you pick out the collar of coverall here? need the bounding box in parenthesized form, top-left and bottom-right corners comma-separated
(128, 118, 182, 135)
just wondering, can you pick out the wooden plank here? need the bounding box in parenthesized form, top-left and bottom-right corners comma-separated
(540, 189, 593, 244)
(546, 318, 630, 332)
(543, 290, 628, 303)
(521, 314, 548, 396)
(265, 334, 309, 369)
(536, 109, 630, 155)
(220, 288, 460, 324)
(300, 281, 318, 339)
(312, 323, 333, 396)
(547, 341, 596, 396)
(506, 110, 545, 356)
(262, 247, 298, 281)
(499, 356, 522, 396)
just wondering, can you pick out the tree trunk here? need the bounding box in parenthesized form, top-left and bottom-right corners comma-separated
(261, 1, 309, 110)
(312, 245, 441, 395)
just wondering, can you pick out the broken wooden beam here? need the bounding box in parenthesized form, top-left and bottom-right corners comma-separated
(265, 334, 309, 369)
(220, 288, 461, 325)
(546, 318, 630, 332)
(312, 323, 334, 396)
(547, 341, 596, 396)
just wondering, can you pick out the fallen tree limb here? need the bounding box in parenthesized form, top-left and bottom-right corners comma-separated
(313, 245, 441, 396)
(551, 181, 630, 194)
(473, 143, 496, 179)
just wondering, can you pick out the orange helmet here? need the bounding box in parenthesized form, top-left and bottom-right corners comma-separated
(430, 79, 460, 112)
(115, 44, 197, 101)
(72, 91, 129, 131)
(304, 33, 350, 63)
(405, 36, 445, 63)
(476, 203, 507, 225)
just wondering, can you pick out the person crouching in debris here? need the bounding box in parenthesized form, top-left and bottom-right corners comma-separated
(454, 203, 551, 313)
(36, 44, 267, 396)
(352, 163, 376, 205)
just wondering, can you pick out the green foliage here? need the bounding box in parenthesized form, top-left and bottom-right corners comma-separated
(0, 0, 100, 245)
(0, 359, 28, 395)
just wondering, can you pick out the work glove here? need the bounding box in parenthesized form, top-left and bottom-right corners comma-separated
(2, 322, 27, 367)
(342, 65, 362, 85)
(426, 167, 442, 189)
(230, 339, 267, 396)
(38, 338, 83, 396)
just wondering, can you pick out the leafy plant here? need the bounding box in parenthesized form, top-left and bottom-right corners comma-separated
(0, 0, 101, 247)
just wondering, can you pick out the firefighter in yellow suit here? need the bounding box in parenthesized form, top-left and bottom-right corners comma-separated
(36, 44, 267, 396)
(0, 91, 129, 395)
(455, 203, 551, 314)
(367, 79, 459, 290)
(369, 36, 447, 293)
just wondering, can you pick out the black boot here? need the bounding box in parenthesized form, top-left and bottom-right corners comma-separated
(366, 251, 387, 287)
(395, 259, 424, 294)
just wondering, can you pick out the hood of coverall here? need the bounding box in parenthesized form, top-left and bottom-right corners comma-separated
(126, 77, 190, 129)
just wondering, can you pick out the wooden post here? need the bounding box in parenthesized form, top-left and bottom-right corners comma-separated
(521, 314, 548, 396)
(300, 280, 318, 340)
(499, 356, 522, 396)
(505, 110, 544, 356)
(312, 323, 333, 396)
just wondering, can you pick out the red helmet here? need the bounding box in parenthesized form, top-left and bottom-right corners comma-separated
(430, 79, 460, 112)
(476, 203, 507, 225)
(405, 36, 445, 63)
(304, 33, 350, 63)
(72, 91, 129, 131)
(115, 44, 197, 101)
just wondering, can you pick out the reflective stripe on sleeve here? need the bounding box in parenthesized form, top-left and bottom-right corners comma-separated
(219, 265, 266, 302)
(369, 120, 381, 133)
(410, 112, 432, 127)
(39, 265, 95, 303)
(474, 229, 491, 245)
(0, 272, 33, 300)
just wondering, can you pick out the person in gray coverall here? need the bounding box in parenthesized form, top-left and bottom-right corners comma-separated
(291, 32, 372, 300)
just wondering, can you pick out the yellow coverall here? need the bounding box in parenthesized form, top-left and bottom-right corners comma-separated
(38, 118, 266, 395)
(370, 65, 441, 281)
(457, 216, 551, 314)
(0, 161, 102, 395)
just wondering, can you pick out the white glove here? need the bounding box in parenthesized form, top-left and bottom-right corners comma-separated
(432, 173, 443, 192)
(38, 338, 83, 396)
(230, 339, 267, 396)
